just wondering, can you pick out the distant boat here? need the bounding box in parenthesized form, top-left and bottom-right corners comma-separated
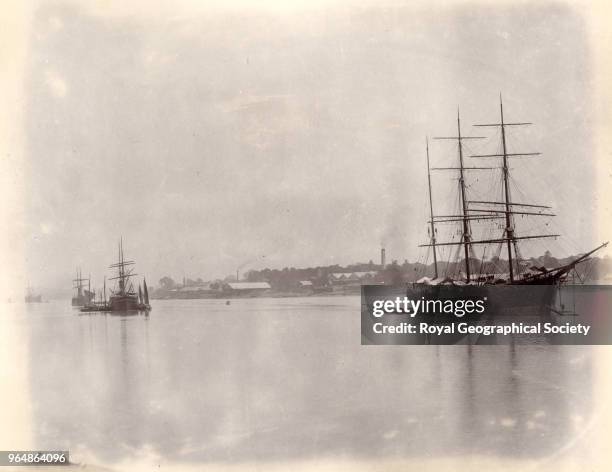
(72, 268, 94, 307)
(25, 285, 42, 303)
(106, 239, 151, 312)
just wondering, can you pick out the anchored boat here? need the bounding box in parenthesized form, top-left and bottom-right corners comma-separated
(411, 97, 608, 325)
(107, 239, 151, 312)
(71, 268, 94, 307)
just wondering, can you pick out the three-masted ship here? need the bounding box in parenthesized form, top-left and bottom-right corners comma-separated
(419, 97, 607, 289)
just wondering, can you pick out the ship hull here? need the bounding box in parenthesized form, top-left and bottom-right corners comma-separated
(483, 284, 556, 317)
(108, 295, 141, 312)
(407, 283, 557, 318)
(408, 284, 487, 344)
(398, 283, 557, 345)
(72, 294, 94, 307)
(72, 296, 86, 307)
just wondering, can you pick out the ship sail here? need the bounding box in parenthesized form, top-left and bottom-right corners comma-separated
(143, 278, 149, 305)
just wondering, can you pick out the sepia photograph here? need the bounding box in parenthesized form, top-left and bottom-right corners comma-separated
(1, 0, 612, 470)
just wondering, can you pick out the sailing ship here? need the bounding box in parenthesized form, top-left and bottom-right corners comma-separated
(363, 98, 606, 344)
(416, 97, 607, 303)
(71, 268, 95, 306)
(106, 239, 151, 312)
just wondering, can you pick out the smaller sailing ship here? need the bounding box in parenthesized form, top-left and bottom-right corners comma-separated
(72, 268, 94, 306)
(106, 239, 151, 312)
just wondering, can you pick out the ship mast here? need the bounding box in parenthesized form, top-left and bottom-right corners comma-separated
(425, 138, 438, 279)
(433, 110, 486, 282)
(499, 98, 516, 281)
(119, 239, 124, 295)
(456, 112, 471, 281)
(472, 95, 541, 282)
(73, 267, 89, 297)
(109, 237, 137, 295)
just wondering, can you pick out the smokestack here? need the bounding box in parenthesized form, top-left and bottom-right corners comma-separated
(236, 269, 239, 282)
(381, 247, 386, 269)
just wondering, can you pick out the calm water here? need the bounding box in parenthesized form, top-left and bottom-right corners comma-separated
(20, 296, 594, 465)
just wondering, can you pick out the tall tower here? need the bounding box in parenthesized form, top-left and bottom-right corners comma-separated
(381, 247, 386, 269)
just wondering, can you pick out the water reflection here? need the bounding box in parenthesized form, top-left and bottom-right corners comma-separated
(26, 296, 593, 463)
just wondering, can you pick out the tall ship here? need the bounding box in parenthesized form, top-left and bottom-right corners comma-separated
(107, 239, 151, 312)
(363, 98, 607, 344)
(72, 268, 94, 306)
(417, 97, 607, 295)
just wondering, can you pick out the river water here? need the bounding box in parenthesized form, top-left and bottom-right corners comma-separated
(12, 295, 602, 468)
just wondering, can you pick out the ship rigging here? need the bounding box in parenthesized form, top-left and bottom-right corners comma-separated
(419, 97, 607, 285)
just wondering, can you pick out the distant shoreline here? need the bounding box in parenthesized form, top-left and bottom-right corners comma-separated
(152, 290, 360, 300)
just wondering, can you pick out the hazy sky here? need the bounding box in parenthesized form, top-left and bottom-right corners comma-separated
(22, 0, 603, 292)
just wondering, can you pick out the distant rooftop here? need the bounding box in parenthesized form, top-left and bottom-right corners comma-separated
(226, 282, 271, 290)
(330, 271, 378, 280)
(179, 284, 214, 292)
